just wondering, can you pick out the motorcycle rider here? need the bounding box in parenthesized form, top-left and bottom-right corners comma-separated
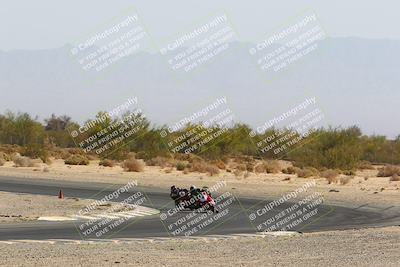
(170, 185, 190, 206)
(201, 186, 212, 197)
(169, 185, 218, 212)
(190, 185, 202, 199)
(170, 185, 180, 200)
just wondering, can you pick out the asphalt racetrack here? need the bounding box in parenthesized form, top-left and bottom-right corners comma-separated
(0, 176, 399, 240)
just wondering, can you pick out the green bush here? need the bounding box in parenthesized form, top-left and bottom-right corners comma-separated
(289, 127, 363, 170)
(21, 144, 49, 163)
(1, 111, 400, 170)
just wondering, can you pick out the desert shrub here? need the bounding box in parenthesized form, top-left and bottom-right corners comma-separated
(377, 165, 400, 177)
(10, 152, 21, 161)
(187, 154, 204, 164)
(220, 156, 230, 164)
(232, 156, 256, 169)
(246, 162, 254, 172)
(340, 176, 353, 185)
(189, 161, 219, 176)
(321, 169, 340, 184)
(0, 151, 11, 161)
(296, 167, 320, 178)
(173, 153, 191, 161)
(288, 127, 363, 170)
(265, 160, 282, 173)
(86, 154, 98, 160)
(21, 144, 49, 163)
(390, 174, 400, 181)
(64, 155, 89, 165)
(236, 163, 247, 172)
(146, 156, 174, 168)
(254, 160, 282, 174)
(49, 147, 71, 160)
(205, 165, 220, 176)
(189, 161, 207, 173)
(176, 162, 186, 171)
(282, 166, 298, 174)
(13, 156, 38, 167)
(99, 159, 116, 167)
(67, 148, 85, 155)
(254, 163, 265, 173)
(233, 169, 243, 177)
(357, 161, 374, 170)
(102, 148, 129, 161)
(0, 144, 21, 155)
(135, 151, 148, 160)
(213, 160, 226, 170)
(122, 158, 144, 172)
(0, 158, 5, 166)
(361, 135, 400, 165)
(126, 152, 136, 159)
(342, 170, 356, 176)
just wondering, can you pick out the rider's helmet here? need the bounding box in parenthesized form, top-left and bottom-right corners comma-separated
(190, 185, 196, 191)
(171, 185, 176, 191)
(202, 186, 210, 195)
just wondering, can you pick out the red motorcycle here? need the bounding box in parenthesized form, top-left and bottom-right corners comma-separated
(170, 186, 218, 213)
(197, 191, 218, 213)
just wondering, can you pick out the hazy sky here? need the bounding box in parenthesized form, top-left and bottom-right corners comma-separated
(1, 1, 399, 138)
(1, 0, 399, 50)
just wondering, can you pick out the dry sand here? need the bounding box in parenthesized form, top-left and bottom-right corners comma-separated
(0, 191, 95, 222)
(0, 191, 136, 223)
(0, 226, 399, 266)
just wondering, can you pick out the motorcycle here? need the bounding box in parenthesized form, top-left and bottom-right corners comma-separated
(170, 187, 218, 213)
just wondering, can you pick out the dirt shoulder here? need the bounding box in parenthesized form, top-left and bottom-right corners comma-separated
(0, 191, 96, 222)
(0, 226, 399, 266)
(0, 190, 157, 223)
(0, 159, 399, 210)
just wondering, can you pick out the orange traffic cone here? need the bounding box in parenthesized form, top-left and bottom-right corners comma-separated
(58, 190, 64, 199)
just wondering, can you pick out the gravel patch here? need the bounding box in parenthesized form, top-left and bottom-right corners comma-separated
(0, 227, 398, 266)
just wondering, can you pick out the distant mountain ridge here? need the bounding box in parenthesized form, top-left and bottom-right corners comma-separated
(0, 37, 399, 138)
